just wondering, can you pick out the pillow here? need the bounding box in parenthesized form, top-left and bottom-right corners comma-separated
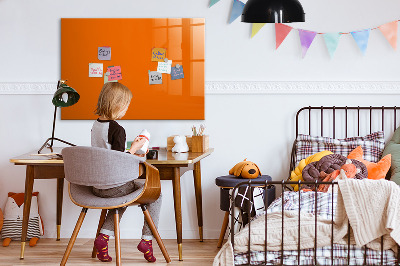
(382, 126, 400, 184)
(347, 146, 391, 180)
(295, 131, 385, 167)
(289, 150, 333, 191)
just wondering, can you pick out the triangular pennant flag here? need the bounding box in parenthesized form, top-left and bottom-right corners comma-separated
(378, 21, 397, 50)
(351, 29, 370, 55)
(275, 23, 293, 49)
(229, 0, 245, 24)
(323, 33, 341, 58)
(209, 0, 220, 7)
(251, 23, 266, 38)
(298, 29, 317, 58)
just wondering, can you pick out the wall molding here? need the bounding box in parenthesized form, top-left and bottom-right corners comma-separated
(1, 81, 400, 95)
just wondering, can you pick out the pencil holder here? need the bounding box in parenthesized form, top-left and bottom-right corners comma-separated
(191, 135, 209, 152)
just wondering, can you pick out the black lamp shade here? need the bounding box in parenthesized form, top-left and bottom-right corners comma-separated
(241, 0, 305, 23)
(52, 83, 80, 107)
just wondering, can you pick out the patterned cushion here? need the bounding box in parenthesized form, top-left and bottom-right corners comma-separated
(295, 131, 385, 166)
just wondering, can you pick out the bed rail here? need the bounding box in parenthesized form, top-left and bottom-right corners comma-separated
(230, 180, 400, 266)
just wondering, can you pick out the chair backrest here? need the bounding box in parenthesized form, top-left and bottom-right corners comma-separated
(62, 146, 145, 187)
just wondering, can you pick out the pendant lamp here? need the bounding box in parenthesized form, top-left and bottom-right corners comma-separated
(241, 0, 305, 23)
(38, 80, 80, 154)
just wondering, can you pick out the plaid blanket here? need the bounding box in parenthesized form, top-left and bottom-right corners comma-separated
(234, 191, 397, 265)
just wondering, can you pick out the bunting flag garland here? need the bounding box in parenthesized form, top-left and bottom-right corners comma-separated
(351, 29, 370, 55)
(298, 29, 317, 58)
(251, 23, 266, 38)
(229, 0, 245, 24)
(275, 23, 293, 49)
(208, 3, 400, 58)
(323, 33, 341, 58)
(378, 21, 398, 50)
(209, 0, 220, 7)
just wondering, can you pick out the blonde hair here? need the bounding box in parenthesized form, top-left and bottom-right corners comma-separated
(95, 83, 133, 120)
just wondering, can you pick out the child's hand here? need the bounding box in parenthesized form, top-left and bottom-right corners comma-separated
(129, 137, 147, 154)
(134, 148, 149, 157)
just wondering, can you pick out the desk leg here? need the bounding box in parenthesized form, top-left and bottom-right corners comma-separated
(172, 167, 183, 261)
(193, 161, 203, 242)
(56, 178, 64, 241)
(20, 165, 35, 259)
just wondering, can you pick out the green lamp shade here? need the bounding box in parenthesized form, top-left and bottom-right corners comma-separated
(52, 83, 80, 107)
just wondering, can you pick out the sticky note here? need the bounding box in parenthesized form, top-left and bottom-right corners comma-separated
(171, 64, 184, 80)
(107, 66, 122, 81)
(148, 71, 162, 85)
(104, 72, 117, 84)
(98, 47, 111, 60)
(157, 59, 172, 74)
(151, 48, 166, 62)
(89, 63, 103, 77)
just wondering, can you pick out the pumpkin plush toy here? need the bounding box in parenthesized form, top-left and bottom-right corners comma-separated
(229, 159, 261, 179)
(1, 192, 44, 247)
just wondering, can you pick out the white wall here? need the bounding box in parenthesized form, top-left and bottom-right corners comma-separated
(1, 0, 400, 240)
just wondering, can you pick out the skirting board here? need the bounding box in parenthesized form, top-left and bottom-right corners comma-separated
(0, 81, 400, 94)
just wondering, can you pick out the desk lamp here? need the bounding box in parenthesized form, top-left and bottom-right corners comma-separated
(241, 0, 305, 23)
(38, 80, 80, 154)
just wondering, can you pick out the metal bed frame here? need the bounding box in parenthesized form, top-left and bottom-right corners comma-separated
(230, 106, 400, 266)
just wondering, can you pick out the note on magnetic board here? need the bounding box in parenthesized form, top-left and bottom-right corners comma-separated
(98, 47, 111, 60)
(104, 72, 118, 84)
(151, 48, 166, 62)
(107, 66, 122, 81)
(171, 64, 184, 80)
(89, 63, 103, 77)
(157, 60, 172, 74)
(148, 71, 162, 85)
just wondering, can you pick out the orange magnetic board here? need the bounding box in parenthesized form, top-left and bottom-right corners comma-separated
(61, 18, 205, 120)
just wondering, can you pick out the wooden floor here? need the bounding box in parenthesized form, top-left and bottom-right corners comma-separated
(0, 239, 221, 265)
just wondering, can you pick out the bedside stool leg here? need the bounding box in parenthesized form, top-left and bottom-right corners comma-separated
(217, 211, 230, 248)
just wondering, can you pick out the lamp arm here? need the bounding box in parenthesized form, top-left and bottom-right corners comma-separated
(50, 105, 57, 148)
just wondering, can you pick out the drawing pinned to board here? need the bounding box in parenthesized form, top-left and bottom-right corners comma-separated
(157, 59, 172, 74)
(89, 63, 103, 77)
(151, 48, 166, 62)
(98, 47, 111, 60)
(104, 72, 118, 84)
(171, 64, 184, 80)
(148, 70, 162, 85)
(107, 65, 122, 81)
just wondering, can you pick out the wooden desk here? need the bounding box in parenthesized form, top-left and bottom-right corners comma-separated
(10, 147, 213, 261)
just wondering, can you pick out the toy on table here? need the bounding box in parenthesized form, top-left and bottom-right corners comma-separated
(172, 135, 189, 153)
(1, 192, 44, 247)
(229, 159, 261, 179)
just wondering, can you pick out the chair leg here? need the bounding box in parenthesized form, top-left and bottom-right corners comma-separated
(91, 209, 108, 258)
(60, 208, 88, 266)
(114, 209, 121, 266)
(141, 205, 171, 263)
(217, 211, 230, 248)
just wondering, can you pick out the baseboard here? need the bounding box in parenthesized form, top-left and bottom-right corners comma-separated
(1, 81, 400, 94)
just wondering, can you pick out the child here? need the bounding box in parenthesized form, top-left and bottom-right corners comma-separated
(91, 82, 162, 263)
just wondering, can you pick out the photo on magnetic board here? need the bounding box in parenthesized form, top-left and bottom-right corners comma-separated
(61, 18, 205, 120)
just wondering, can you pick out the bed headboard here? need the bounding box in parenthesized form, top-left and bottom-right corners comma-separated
(290, 106, 400, 179)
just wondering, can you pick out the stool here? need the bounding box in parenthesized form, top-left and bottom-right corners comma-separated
(215, 175, 275, 248)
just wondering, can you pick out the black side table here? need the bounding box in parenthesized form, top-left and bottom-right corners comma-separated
(215, 175, 275, 248)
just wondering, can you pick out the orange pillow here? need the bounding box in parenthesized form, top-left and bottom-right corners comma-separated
(347, 146, 391, 180)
